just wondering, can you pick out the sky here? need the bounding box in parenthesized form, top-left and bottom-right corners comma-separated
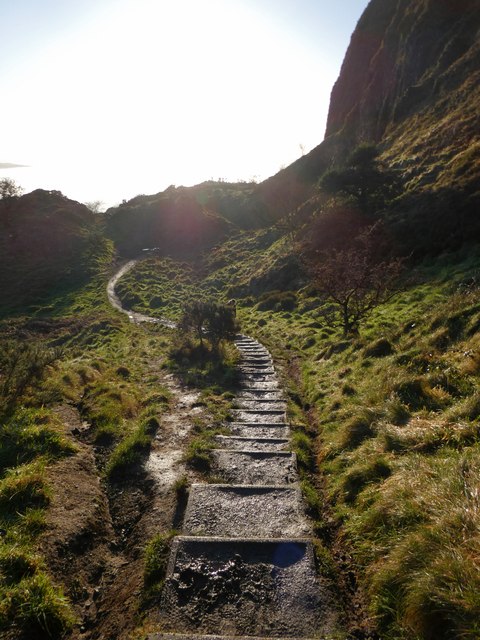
(0, 0, 369, 208)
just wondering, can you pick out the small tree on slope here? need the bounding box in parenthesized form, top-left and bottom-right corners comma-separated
(309, 224, 404, 336)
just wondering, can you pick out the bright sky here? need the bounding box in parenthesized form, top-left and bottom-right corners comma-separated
(1, 0, 368, 207)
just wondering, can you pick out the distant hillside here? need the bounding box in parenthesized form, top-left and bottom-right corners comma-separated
(0, 189, 111, 312)
(105, 187, 235, 258)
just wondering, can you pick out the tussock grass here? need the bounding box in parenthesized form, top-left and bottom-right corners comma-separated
(0, 571, 75, 637)
(0, 408, 75, 474)
(105, 420, 154, 480)
(143, 530, 177, 600)
(0, 462, 51, 515)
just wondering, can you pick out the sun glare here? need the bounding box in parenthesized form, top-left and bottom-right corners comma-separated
(3, 0, 334, 205)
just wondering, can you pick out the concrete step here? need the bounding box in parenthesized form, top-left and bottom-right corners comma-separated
(236, 389, 285, 401)
(239, 351, 270, 357)
(158, 537, 329, 637)
(239, 364, 274, 371)
(212, 449, 297, 485)
(239, 381, 280, 390)
(215, 435, 289, 452)
(238, 352, 269, 357)
(239, 370, 277, 378)
(229, 423, 290, 439)
(183, 485, 310, 538)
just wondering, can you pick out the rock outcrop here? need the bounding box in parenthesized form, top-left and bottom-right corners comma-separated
(270, 0, 480, 199)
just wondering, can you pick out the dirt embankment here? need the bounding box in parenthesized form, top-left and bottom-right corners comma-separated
(36, 266, 206, 639)
(40, 373, 206, 639)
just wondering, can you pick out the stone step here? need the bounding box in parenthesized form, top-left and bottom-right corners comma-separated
(158, 537, 329, 637)
(232, 410, 286, 424)
(238, 349, 270, 355)
(239, 380, 280, 390)
(234, 408, 286, 415)
(239, 370, 277, 377)
(215, 435, 289, 452)
(212, 449, 297, 485)
(239, 351, 270, 357)
(239, 364, 274, 371)
(229, 423, 290, 439)
(183, 485, 310, 538)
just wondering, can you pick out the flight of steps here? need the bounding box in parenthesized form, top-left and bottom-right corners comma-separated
(149, 335, 334, 640)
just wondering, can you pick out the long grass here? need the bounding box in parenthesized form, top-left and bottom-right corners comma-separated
(236, 250, 480, 639)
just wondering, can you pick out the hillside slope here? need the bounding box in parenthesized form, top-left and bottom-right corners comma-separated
(263, 0, 479, 227)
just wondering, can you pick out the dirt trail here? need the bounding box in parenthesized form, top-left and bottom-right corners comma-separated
(106, 259, 175, 327)
(103, 265, 340, 638)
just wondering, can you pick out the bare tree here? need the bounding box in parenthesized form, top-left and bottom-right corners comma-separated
(84, 200, 104, 214)
(0, 177, 23, 200)
(0, 178, 23, 228)
(309, 225, 404, 335)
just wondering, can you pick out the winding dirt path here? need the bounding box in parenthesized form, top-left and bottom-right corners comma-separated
(107, 259, 175, 327)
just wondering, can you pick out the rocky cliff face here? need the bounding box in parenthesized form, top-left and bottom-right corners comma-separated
(277, 0, 479, 201)
(325, 0, 480, 194)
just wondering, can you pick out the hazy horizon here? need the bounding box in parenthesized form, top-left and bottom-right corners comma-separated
(1, 0, 369, 209)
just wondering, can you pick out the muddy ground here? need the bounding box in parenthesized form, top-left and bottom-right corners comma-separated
(39, 373, 204, 640)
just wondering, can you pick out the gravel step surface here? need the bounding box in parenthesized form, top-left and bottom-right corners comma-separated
(212, 449, 298, 485)
(234, 400, 286, 411)
(183, 485, 310, 538)
(229, 423, 290, 439)
(236, 389, 285, 401)
(232, 410, 286, 424)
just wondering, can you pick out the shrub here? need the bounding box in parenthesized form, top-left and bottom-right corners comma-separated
(180, 300, 238, 351)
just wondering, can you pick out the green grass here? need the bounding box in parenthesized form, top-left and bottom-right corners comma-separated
(0, 267, 177, 636)
(2, 212, 479, 639)
(235, 249, 480, 639)
(142, 530, 177, 601)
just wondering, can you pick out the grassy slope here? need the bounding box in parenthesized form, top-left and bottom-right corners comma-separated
(0, 257, 242, 638)
(118, 238, 480, 639)
(0, 271, 176, 637)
